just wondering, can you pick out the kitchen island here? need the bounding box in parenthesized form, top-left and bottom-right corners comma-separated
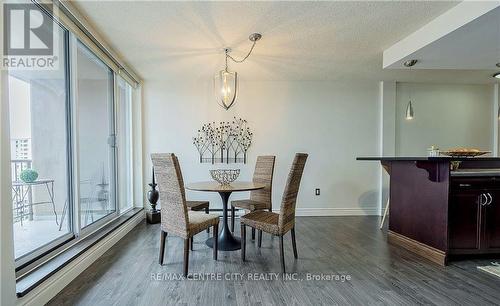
(357, 157, 500, 265)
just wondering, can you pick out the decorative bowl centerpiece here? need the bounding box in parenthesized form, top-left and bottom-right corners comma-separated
(210, 169, 240, 186)
(440, 148, 491, 158)
(20, 169, 38, 183)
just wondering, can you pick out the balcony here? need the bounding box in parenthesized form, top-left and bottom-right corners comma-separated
(11, 159, 110, 259)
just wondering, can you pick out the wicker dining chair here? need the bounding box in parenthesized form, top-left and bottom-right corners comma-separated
(240, 153, 308, 274)
(174, 155, 211, 246)
(152, 153, 219, 277)
(231, 156, 275, 243)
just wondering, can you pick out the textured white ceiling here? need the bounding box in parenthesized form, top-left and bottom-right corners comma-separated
(71, 1, 495, 83)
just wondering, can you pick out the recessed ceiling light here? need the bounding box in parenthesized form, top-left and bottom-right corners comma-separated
(494, 72, 500, 79)
(403, 59, 418, 67)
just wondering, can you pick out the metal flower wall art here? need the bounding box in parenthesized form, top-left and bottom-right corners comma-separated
(193, 117, 253, 164)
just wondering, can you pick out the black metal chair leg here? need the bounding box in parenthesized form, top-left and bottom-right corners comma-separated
(206, 207, 210, 233)
(279, 235, 285, 274)
(252, 228, 255, 240)
(241, 224, 246, 261)
(213, 223, 219, 260)
(291, 227, 298, 259)
(184, 239, 189, 277)
(231, 206, 235, 232)
(190, 237, 194, 251)
(258, 230, 262, 247)
(159, 231, 167, 265)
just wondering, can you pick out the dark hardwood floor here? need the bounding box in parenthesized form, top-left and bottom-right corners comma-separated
(47, 217, 500, 305)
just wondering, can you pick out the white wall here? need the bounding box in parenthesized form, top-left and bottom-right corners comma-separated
(143, 80, 381, 215)
(396, 83, 494, 155)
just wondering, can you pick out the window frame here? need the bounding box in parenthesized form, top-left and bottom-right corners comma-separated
(116, 76, 135, 214)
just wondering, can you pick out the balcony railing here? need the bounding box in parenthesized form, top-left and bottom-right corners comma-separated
(12, 159, 32, 181)
(11, 159, 33, 223)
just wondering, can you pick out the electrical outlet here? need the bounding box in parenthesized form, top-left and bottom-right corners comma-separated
(315, 188, 320, 196)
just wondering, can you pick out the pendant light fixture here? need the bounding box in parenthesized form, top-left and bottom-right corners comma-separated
(405, 99, 414, 120)
(404, 59, 418, 120)
(214, 33, 262, 110)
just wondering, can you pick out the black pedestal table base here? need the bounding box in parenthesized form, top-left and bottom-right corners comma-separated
(206, 191, 241, 251)
(185, 181, 265, 252)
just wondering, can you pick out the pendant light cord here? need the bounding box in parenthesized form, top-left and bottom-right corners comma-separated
(409, 64, 412, 101)
(225, 49, 229, 71)
(226, 40, 257, 64)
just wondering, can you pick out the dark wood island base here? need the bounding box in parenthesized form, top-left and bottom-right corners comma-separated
(358, 157, 500, 266)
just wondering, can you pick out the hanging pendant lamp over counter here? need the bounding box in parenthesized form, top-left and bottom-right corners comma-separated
(404, 59, 418, 120)
(406, 100, 414, 120)
(214, 33, 262, 110)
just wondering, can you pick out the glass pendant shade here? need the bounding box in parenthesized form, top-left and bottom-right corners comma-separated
(214, 69, 238, 110)
(405, 100, 414, 120)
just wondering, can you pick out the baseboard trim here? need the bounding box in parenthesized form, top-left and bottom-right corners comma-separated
(17, 212, 144, 306)
(230, 207, 380, 217)
(293, 207, 380, 216)
(388, 230, 447, 266)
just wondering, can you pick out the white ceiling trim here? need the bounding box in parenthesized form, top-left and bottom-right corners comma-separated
(383, 1, 500, 69)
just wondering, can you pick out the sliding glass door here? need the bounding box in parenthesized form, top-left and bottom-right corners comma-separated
(9, 6, 137, 270)
(8, 21, 73, 262)
(76, 41, 116, 229)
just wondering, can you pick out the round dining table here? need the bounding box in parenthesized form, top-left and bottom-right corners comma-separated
(185, 181, 265, 251)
